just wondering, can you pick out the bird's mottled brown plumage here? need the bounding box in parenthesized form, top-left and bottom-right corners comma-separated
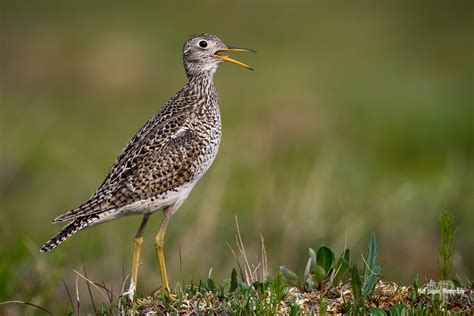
(40, 33, 242, 253)
(52, 74, 220, 222)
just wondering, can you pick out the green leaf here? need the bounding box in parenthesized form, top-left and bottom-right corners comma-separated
(351, 264, 363, 306)
(364, 232, 378, 283)
(342, 248, 351, 263)
(279, 266, 300, 286)
(333, 249, 351, 284)
(302, 248, 318, 287)
(303, 257, 312, 282)
(304, 273, 316, 290)
(309, 248, 317, 269)
(312, 265, 326, 284)
(230, 268, 238, 292)
(363, 232, 380, 297)
(363, 264, 380, 297)
(316, 246, 335, 273)
(368, 307, 387, 316)
(205, 278, 216, 291)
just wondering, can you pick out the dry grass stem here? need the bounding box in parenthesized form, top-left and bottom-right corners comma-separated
(73, 269, 110, 303)
(0, 300, 52, 315)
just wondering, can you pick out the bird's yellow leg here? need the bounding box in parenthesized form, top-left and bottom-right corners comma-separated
(129, 214, 150, 298)
(155, 213, 171, 291)
(131, 237, 143, 289)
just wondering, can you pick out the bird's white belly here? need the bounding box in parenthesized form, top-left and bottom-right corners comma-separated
(91, 181, 197, 225)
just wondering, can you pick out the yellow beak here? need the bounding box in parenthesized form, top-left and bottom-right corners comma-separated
(214, 47, 256, 71)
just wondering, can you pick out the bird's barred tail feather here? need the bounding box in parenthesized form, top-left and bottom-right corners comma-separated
(40, 215, 97, 253)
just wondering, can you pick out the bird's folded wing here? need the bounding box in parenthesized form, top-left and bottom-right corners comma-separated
(53, 118, 203, 223)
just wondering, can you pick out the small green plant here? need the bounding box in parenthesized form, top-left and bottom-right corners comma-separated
(288, 302, 302, 316)
(350, 232, 381, 313)
(280, 245, 351, 291)
(389, 304, 405, 316)
(255, 273, 287, 315)
(318, 295, 328, 316)
(112, 229, 471, 314)
(363, 232, 380, 297)
(350, 264, 364, 314)
(368, 307, 387, 315)
(438, 206, 456, 281)
(214, 268, 288, 315)
(407, 274, 419, 302)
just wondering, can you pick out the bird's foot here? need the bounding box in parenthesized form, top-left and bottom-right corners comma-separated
(123, 281, 136, 302)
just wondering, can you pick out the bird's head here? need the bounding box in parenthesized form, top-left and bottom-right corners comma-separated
(183, 33, 254, 78)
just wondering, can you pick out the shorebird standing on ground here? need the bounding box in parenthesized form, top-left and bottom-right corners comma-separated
(40, 33, 254, 297)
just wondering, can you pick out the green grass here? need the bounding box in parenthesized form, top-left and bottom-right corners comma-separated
(127, 227, 472, 314)
(4, 213, 472, 315)
(5, 268, 471, 315)
(438, 207, 456, 281)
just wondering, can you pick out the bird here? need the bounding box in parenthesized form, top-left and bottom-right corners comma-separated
(40, 33, 254, 297)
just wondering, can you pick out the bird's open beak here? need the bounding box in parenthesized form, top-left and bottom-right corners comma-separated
(214, 46, 256, 71)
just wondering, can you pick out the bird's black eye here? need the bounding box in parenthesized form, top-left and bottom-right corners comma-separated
(198, 40, 208, 48)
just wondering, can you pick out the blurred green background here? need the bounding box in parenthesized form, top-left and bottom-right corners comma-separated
(1, 1, 473, 313)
